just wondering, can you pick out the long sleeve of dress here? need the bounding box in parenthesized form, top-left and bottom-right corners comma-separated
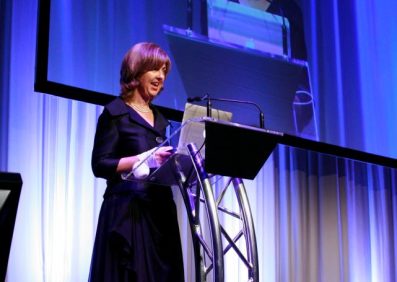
(91, 109, 121, 179)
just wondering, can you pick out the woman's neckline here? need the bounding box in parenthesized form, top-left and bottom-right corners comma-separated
(126, 102, 151, 113)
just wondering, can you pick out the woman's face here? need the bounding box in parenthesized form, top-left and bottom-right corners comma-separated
(137, 64, 167, 101)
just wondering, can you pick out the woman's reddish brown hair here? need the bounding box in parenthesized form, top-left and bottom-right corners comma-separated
(119, 42, 171, 98)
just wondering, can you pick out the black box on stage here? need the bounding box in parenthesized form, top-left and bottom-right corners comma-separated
(0, 172, 22, 281)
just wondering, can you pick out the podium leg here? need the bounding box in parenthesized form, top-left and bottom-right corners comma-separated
(175, 143, 258, 281)
(175, 143, 224, 282)
(232, 178, 259, 281)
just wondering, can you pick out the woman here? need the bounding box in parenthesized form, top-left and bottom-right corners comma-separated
(90, 42, 184, 282)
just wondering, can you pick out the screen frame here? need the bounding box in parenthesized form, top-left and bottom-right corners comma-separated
(34, 0, 183, 121)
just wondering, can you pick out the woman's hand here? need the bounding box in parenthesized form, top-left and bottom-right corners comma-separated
(152, 146, 174, 166)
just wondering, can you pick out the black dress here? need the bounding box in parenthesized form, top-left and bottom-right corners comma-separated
(89, 98, 184, 282)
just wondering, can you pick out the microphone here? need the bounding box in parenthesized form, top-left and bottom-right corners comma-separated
(187, 94, 265, 129)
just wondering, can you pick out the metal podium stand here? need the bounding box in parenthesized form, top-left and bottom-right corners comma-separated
(175, 143, 259, 282)
(122, 117, 271, 282)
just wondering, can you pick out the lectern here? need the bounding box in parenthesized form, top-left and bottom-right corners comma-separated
(122, 117, 283, 282)
(123, 117, 397, 282)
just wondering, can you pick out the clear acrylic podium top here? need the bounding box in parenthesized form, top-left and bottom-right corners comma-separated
(120, 117, 209, 186)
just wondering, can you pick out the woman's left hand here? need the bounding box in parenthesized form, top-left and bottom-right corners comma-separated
(153, 146, 174, 166)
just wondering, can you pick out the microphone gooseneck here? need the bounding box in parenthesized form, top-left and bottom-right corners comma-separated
(187, 94, 265, 129)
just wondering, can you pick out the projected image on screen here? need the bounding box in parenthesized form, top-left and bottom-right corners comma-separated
(37, 0, 314, 136)
(44, 0, 189, 110)
(164, 25, 317, 140)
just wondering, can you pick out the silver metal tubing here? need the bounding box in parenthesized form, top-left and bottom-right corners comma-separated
(175, 142, 259, 281)
(232, 178, 259, 281)
(187, 143, 224, 282)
